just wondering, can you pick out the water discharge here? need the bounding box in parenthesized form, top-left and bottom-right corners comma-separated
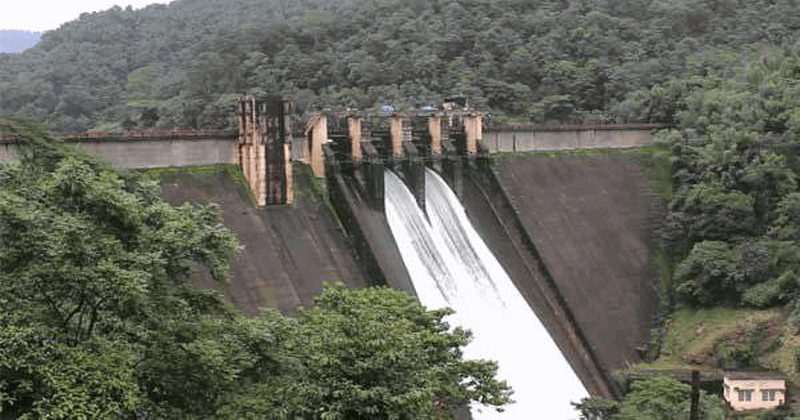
(384, 169, 587, 419)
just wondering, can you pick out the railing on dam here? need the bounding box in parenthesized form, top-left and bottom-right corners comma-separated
(483, 123, 664, 153)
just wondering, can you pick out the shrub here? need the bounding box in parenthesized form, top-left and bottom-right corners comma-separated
(675, 241, 741, 306)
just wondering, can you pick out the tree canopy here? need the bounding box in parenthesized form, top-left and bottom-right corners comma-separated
(0, 118, 510, 418)
(639, 46, 800, 312)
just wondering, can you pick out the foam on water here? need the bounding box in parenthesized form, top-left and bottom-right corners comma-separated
(384, 169, 587, 419)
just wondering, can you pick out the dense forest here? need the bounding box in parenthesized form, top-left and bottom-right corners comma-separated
(0, 31, 41, 54)
(3, 0, 800, 131)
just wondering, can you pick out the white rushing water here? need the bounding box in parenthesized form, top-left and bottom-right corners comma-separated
(384, 169, 587, 419)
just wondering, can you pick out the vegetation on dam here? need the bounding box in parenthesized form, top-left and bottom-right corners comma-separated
(0, 119, 511, 418)
(3, 0, 800, 131)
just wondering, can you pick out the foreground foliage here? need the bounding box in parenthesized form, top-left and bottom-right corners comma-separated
(0, 119, 510, 418)
(574, 376, 727, 420)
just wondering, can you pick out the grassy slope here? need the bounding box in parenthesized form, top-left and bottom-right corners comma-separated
(638, 308, 782, 369)
(142, 164, 257, 205)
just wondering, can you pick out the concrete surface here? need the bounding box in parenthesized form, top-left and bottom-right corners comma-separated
(160, 165, 367, 315)
(489, 154, 661, 388)
(0, 137, 237, 168)
(483, 128, 655, 153)
(326, 169, 416, 294)
(459, 163, 615, 397)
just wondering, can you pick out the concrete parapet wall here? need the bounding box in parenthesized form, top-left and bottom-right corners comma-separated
(483, 125, 660, 153)
(0, 136, 237, 168)
(74, 138, 237, 168)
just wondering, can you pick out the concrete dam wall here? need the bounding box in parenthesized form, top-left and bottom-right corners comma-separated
(459, 161, 615, 397)
(160, 165, 367, 315)
(329, 152, 662, 399)
(0, 125, 659, 168)
(483, 124, 659, 153)
(313, 112, 664, 399)
(76, 137, 237, 168)
(484, 154, 661, 387)
(0, 131, 238, 168)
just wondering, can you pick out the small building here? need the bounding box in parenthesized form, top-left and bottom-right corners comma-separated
(723, 372, 787, 411)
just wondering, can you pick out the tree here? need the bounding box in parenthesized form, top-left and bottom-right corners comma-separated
(615, 376, 726, 420)
(675, 241, 741, 306)
(220, 283, 513, 418)
(573, 377, 727, 420)
(769, 193, 800, 241)
(741, 152, 798, 224)
(0, 118, 240, 416)
(573, 397, 619, 420)
(671, 182, 756, 246)
(5, 0, 800, 130)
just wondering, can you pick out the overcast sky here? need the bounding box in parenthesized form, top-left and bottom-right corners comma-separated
(1, 1, 174, 32)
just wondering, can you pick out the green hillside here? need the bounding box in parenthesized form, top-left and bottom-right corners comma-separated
(2, 0, 800, 131)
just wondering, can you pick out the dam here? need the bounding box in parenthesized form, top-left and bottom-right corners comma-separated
(0, 96, 663, 414)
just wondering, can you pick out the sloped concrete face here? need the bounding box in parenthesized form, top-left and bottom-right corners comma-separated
(160, 166, 367, 315)
(491, 154, 660, 386)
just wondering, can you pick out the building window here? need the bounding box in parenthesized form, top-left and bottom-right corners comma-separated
(762, 390, 776, 402)
(738, 389, 753, 402)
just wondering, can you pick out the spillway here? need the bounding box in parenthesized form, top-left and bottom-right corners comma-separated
(384, 169, 587, 419)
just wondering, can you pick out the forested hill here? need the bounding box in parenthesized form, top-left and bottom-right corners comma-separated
(0, 31, 41, 53)
(2, 0, 800, 132)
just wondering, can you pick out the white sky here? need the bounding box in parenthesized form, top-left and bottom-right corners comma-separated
(1, 1, 175, 32)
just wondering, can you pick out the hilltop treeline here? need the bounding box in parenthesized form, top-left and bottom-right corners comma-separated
(2, 0, 800, 131)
